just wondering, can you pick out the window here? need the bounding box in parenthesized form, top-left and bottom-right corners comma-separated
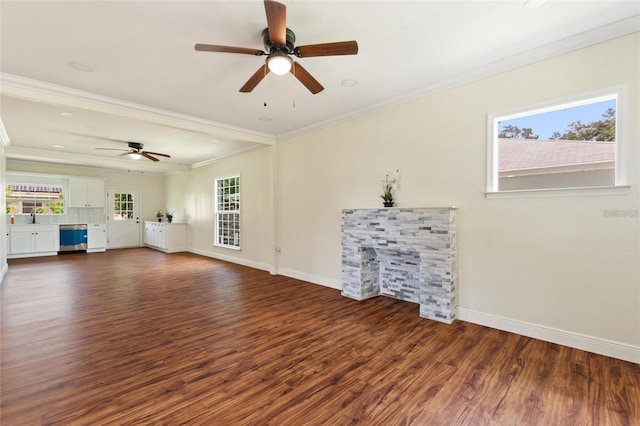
(6, 183, 65, 214)
(487, 88, 626, 194)
(113, 192, 135, 220)
(215, 176, 240, 249)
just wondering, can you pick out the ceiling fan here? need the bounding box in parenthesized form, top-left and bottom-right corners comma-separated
(194, 0, 358, 94)
(95, 142, 171, 162)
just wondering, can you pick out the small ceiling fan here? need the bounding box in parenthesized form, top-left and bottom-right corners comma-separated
(95, 142, 171, 162)
(194, 0, 358, 94)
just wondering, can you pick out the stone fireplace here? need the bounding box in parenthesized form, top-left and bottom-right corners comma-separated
(341, 207, 457, 323)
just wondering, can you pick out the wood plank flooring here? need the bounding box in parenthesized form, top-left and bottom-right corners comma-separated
(1, 248, 638, 425)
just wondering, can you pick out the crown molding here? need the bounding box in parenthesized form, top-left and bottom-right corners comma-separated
(191, 144, 266, 169)
(0, 74, 276, 146)
(278, 17, 640, 142)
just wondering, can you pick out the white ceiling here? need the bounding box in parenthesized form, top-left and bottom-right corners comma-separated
(1, 0, 638, 173)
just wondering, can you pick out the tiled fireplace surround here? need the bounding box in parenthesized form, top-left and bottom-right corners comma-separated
(341, 208, 457, 323)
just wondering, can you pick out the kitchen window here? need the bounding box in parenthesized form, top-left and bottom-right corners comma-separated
(6, 183, 65, 215)
(214, 175, 240, 249)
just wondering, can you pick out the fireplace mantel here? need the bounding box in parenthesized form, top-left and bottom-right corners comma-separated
(341, 207, 457, 323)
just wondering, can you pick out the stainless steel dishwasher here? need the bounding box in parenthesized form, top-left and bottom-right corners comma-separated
(59, 224, 88, 252)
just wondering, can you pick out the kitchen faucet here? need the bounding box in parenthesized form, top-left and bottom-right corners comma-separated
(30, 211, 36, 224)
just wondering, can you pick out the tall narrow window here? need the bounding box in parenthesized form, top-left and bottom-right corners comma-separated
(215, 176, 240, 249)
(487, 89, 625, 194)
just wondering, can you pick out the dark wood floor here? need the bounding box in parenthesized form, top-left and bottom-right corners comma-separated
(1, 248, 638, 425)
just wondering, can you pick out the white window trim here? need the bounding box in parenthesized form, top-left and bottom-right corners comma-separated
(214, 175, 241, 250)
(486, 85, 629, 198)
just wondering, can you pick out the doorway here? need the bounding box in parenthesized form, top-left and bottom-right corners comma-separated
(106, 188, 141, 248)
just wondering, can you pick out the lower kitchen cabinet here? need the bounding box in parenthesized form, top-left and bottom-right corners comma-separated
(144, 221, 187, 253)
(87, 224, 106, 253)
(8, 225, 60, 258)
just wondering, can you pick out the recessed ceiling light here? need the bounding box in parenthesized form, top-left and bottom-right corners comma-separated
(68, 61, 93, 72)
(341, 79, 358, 87)
(258, 116, 272, 122)
(60, 112, 75, 117)
(52, 145, 65, 149)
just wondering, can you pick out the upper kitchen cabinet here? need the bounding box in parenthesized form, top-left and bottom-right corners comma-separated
(69, 178, 105, 208)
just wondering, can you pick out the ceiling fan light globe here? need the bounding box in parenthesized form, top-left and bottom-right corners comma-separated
(129, 152, 142, 160)
(267, 53, 292, 75)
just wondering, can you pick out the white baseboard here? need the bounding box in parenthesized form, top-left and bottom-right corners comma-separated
(188, 252, 340, 290)
(7, 251, 58, 259)
(276, 267, 341, 290)
(189, 248, 271, 272)
(458, 307, 640, 364)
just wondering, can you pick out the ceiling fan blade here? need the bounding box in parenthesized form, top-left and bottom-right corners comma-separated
(240, 64, 270, 93)
(264, 0, 286, 45)
(194, 44, 265, 56)
(144, 151, 171, 158)
(291, 62, 324, 94)
(295, 41, 359, 58)
(95, 148, 129, 152)
(142, 152, 160, 162)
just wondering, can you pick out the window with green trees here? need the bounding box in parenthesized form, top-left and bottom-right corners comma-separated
(214, 176, 240, 249)
(487, 90, 622, 193)
(6, 184, 65, 214)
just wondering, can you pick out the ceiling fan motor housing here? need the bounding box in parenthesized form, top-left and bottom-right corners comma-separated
(262, 28, 296, 54)
(128, 142, 144, 151)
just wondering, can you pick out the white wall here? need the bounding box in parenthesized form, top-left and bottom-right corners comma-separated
(165, 147, 274, 271)
(163, 171, 189, 223)
(275, 33, 640, 359)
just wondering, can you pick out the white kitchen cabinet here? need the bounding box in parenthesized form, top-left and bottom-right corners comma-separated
(144, 221, 163, 248)
(144, 221, 187, 253)
(9, 225, 60, 258)
(9, 229, 32, 254)
(69, 178, 105, 208)
(87, 223, 106, 253)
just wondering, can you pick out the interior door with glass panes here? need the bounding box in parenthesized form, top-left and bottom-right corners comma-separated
(107, 188, 140, 248)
